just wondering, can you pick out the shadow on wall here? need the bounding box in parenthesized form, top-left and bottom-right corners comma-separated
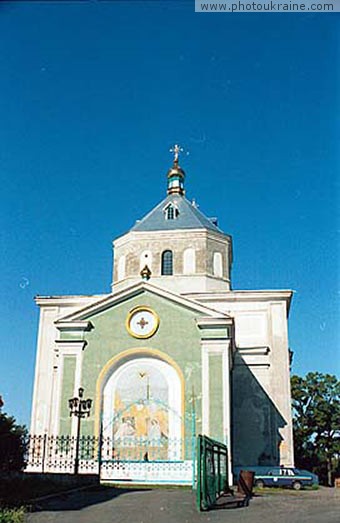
(232, 353, 287, 469)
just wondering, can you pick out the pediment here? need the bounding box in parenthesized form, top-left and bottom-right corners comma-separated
(55, 281, 231, 328)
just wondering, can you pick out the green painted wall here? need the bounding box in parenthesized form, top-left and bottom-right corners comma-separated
(201, 327, 229, 339)
(60, 290, 204, 437)
(59, 356, 76, 435)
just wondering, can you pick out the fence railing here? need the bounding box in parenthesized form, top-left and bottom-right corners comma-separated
(25, 434, 100, 474)
(24, 434, 195, 479)
(196, 434, 228, 511)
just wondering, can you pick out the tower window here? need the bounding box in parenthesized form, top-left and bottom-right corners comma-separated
(164, 203, 179, 221)
(161, 250, 173, 275)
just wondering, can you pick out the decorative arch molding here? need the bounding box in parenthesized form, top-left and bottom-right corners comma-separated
(94, 347, 185, 438)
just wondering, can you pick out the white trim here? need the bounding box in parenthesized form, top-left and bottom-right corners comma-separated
(35, 295, 107, 307)
(53, 348, 64, 436)
(201, 348, 209, 434)
(53, 341, 84, 437)
(30, 307, 59, 435)
(184, 290, 293, 314)
(238, 346, 270, 355)
(196, 317, 232, 328)
(112, 274, 232, 293)
(55, 322, 93, 332)
(222, 345, 233, 485)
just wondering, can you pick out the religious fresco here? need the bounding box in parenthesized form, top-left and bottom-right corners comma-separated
(112, 363, 169, 460)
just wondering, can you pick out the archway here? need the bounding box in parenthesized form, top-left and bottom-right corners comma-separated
(102, 357, 182, 461)
(95, 349, 194, 484)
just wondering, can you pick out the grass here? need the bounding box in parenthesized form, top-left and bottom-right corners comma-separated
(0, 507, 26, 523)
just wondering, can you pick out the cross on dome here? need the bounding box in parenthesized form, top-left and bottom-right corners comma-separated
(167, 144, 186, 196)
(170, 144, 183, 164)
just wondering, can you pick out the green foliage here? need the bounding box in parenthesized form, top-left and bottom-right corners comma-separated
(0, 411, 27, 472)
(291, 372, 340, 486)
(0, 507, 26, 523)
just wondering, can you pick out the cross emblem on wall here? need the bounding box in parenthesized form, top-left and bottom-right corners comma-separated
(137, 317, 149, 329)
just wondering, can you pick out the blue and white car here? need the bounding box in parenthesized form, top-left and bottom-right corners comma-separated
(254, 467, 318, 490)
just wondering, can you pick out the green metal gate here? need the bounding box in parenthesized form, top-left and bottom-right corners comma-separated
(196, 434, 229, 511)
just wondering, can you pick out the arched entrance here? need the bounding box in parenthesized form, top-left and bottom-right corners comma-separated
(96, 349, 195, 484)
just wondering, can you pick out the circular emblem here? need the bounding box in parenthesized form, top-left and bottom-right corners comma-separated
(126, 306, 159, 339)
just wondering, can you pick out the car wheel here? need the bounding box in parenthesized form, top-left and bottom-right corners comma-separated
(255, 479, 265, 488)
(292, 481, 302, 491)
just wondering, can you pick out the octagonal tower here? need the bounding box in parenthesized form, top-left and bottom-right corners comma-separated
(112, 152, 233, 294)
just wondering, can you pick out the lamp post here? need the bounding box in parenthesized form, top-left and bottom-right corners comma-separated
(68, 387, 92, 475)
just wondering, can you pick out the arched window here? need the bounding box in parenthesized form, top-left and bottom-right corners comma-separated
(161, 250, 173, 275)
(117, 255, 126, 281)
(213, 252, 223, 278)
(183, 248, 196, 274)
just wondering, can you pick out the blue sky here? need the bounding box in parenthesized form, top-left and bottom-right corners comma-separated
(0, 2, 339, 426)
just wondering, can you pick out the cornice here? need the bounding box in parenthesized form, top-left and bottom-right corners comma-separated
(113, 228, 231, 248)
(35, 295, 108, 307)
(55, 321, 94, 332)
(183, 290, 293, 312)
(196, 316, 233, 328)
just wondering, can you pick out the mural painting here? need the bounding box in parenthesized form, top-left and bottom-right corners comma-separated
(112, 363, 169, 460)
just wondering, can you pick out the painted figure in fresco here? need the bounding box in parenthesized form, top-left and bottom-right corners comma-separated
(114, 417, 136, 439)
(148, 418, 162, 440)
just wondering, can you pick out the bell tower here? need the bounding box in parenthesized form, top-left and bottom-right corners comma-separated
(111, 147, 233, 294)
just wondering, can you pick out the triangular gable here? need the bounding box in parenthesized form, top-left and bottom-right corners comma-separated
(55, 281, 231, 325)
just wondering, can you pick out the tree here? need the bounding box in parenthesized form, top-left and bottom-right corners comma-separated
(291, 373, 340, 486)
(0, 399, 27, 472)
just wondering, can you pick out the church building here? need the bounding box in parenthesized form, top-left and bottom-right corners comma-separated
(29, 147, 294, 484)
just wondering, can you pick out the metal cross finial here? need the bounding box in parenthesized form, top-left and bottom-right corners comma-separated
(170, 144, 183, 163)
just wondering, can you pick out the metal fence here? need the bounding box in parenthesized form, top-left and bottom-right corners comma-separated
(196, 434, 229, 511)
(25, 434, 100, 474)
(24, 434, 196, 484)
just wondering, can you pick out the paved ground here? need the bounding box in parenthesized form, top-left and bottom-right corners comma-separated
(26, 485, 339, 523)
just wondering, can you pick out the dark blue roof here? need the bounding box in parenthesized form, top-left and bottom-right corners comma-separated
(130, 194, 224, 233)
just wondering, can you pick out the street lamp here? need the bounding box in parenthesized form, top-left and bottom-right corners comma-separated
(68, 387, 92, 475)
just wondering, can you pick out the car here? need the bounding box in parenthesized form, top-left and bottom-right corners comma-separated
(254, 467, 319, 490)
